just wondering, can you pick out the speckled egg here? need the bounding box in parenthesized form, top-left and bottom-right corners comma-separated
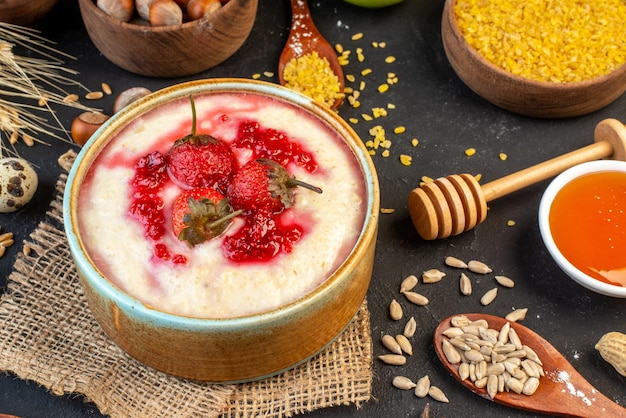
(0, 157, 38, 213)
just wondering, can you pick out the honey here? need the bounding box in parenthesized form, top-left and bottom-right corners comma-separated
(549, 171, 626, 286)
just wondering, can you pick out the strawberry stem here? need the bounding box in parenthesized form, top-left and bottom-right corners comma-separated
(289, 178, 323, 194)
(206, 209, 243, 230)
(189, 95, 197, 137)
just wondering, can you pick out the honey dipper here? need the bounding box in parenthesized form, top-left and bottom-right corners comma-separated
(408, 118, 626, 240)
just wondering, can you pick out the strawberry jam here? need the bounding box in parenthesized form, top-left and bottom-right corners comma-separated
(126, 118, 319, 264)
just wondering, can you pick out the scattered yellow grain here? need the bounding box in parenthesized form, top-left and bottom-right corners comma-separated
(263, 71, 274, 78)
(352, 32, 364, 41)
(474, 173, 482, 182)
(344, 86, 354, 94)
(282, 51, 343, 108)
(359, 80, 366, 90)
(357, 48, 365, 62)
(349, 117, 359, 124)
(381, 208, 395, 214)
(465, 147, 476, 156)
(421, 175, 434, 183)
(372, 41, 379, 48)
(251, 73, 261, 79)
(385, 56, 396, 63)
(382, 149, 390, 157)
(387, 103, 396, 109)
(507, 220, 516, 227)
(499, 152, 508, 161)
(411, 138, 419, 147)
(346, 74, 356, 83)
(372, 107, 387, 118)
(393, 126, 406, 134)
(378, 83, 389, 93)
(379, 42, 386, 48)
(335, 43, 344, 53)
(361, 68, 373, 76)
(400, 154, 412, 166)
(362, 113, 373, 121)
(368, 150, 376, 155)
(454, 0, 626, 82)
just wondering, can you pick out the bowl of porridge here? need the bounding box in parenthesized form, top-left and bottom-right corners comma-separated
(63, 78, 379, 382)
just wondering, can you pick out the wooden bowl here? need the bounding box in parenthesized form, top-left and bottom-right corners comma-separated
(78, 0, 258, 78)
(63, 78, 380, 382)
(0, 0, 58, 25)
(441, 0, 626, 118)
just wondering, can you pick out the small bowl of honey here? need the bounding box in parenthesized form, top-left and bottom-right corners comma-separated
(539, 160, 626, 297)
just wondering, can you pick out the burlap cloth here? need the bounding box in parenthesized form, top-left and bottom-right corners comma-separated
(0, 150, 373, 417)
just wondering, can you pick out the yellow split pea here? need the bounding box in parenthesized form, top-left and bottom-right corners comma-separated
(454, 0, 626, 83)
(282, 51, 343, 108)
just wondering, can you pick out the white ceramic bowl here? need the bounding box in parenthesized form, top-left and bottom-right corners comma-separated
(63, 78, 380, 382)
(538, 160, 626, 297)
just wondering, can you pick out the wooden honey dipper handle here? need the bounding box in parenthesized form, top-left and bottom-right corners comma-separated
(482, 118, 626, 202)
(409, 118, 626, 240)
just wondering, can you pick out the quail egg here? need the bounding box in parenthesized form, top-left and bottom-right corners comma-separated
(0, 157, 38, 212)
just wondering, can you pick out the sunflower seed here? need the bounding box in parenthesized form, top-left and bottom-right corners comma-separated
(451, 315, 471, 327)
(382, 334, 402, 354)
(459, 362, 470, 381)
(480, 288, 498, 306)
(522, 376, 540, 395)
(378, 354, 406, 365)
(389, 299, 403, 320)
(506, 377, 524, 394)
(468, 260, 492, 274)
(498, 321, 511, 344)
(403, 316, 417, 338)
(400, 274, 418, 293)
(495, 275, 515, 288)
(474, 376, 488, 388)
(505, 308, 528, 322)
(404, 291, 429, 306)
(487, 374, 499, 399)
(396, 334, 413, 355)
(414, 375, 430, 398)
(445, 256, 468, 268)
(428, 386, 449, 403)
(422, 268, 446, 283)
(459, 273, 472, 296)
(442, 339, 461, 364)
(442, 327, 463, 338)
(392, 376, 416, 390)
(523, 345, 543, 366)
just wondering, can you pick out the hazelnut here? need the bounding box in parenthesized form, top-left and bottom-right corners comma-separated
(149, 0, 183, 26)
(187, 0, 221, 20)
(71, 112, 111, 146)
(135, 0, 157, 21)
(113, 87, 152, 113)
(97, 0, 135, 22)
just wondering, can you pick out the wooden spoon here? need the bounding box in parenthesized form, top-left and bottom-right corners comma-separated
(434, 313, 626, 417)
(408, 118, 626, 240)
(278, 0, 345, 109)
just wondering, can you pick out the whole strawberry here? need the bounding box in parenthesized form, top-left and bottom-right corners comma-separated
(168, 96, 236, 192)
(171, 187, 240, 247)
(227, 158, 322, 214)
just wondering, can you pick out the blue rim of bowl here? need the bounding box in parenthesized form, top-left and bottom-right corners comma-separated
(63, 77, 380, 330)
(538, 160, 626, 297)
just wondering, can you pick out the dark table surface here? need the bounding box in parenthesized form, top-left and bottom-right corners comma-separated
(2, 0, 626, 417)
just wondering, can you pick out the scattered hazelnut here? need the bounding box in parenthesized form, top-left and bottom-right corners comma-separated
(71, 112, 111, 146)
(97, 0, 135, 22)
(113, 87, 152, 113)
(187, 0, 222, 20)
(149, 0, 183, 26)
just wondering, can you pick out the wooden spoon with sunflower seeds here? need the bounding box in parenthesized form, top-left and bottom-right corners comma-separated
(434, 313, 626, 417)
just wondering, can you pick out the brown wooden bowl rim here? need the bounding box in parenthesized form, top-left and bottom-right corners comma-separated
(80, 0, 247, 33)
(443, 0, 626, 90)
